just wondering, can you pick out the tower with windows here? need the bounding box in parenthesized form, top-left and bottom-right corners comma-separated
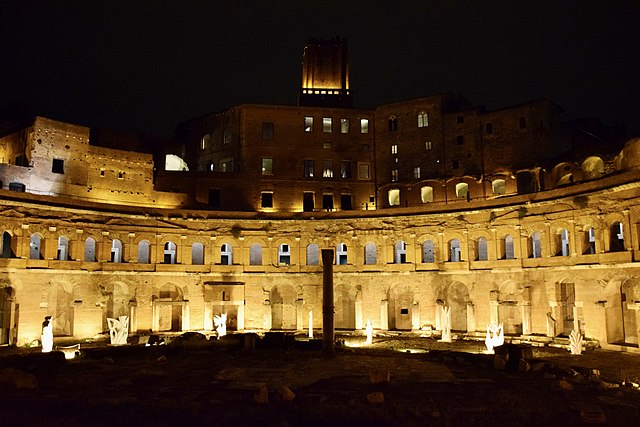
(299, 37, 352, 108)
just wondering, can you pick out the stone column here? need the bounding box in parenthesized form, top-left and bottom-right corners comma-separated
(355, 294, 363, 330)
(412, 301, 420, 330)
(237, 304, 245, 331)
(129, 303, 138, 333)
(466, 303, 476, 333)
(204, 304, 213, 331)
(521, 302, 531, 335)
(380, 300, 389, 330)
(263, 300, 272, 330)
(182, 301, 190, 331)
(435, 302, 443, 331)
(321, 249, 335, 355)
(489, 291, 499, 325)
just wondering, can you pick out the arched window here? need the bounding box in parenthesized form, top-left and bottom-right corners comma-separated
(531, 232, 542, 258)
(477, 237, 488, 261)
(250, 243, 262, 265)
(57, 236, 69, 261)
(388, 189, 400, 206)
(388, 116, 398, 132)
(584, 227, 596, 255)
(163, 241, 177, 264)
(449, 239, 461, 262)
(364, 242, 377, 265)
(306, 244, 319, 265)
(492, 179, 506, 195)
(2, 231, 14, 258)
(84, 237, 96, 262)
(455, 183, 469, 199)
(394, 240, 407, 264)
(503, 234, 515, 259)
(417, 111, 429, 128)
(29, 234, 43, 260)
(422, 240, 435, 263)
(192, 242, 204, 265)
(610, 222, 624, 252)
(111, 239, 123, 263)
(336, 243, 348, 265)
(278, 244, 291, 266)
(138, 240, 150, 264)
(221, 243, 233, 265)
(558, 229, 570, 256)
(421, 186, 433, 203)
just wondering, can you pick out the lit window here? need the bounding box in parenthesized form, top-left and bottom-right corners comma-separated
(220, 159, 233, 172)
(421, 186, 433, 203)
(391, 144, 398, 154)
(418, 112, 429, 127)
(278, 244, 291, 265)
(261, 158, 273, 175)
(425, 141, 432, 150)
(304, 159, 314, 177)
(358, 163, 370, 180)
(391, 169, 399, 182)
(201, 133, 210, 150)
(492, 179, 506, 195)
(261, 192, 273, 208)
(340, 160, 351, 178)
(323, 160, 333, 178)
(360, 119, 369, 133)
(414, 167, 421, 179)
(388, 189, 400, 206)
(262, 122, 274, 140)
(455, 182, 468, 198)
(304, 116, 313, 132)
(323, 117, 332, 133)
(388, 116, 398, 132)
(340, 118, 349, 133)
(323, 142, 332, 149)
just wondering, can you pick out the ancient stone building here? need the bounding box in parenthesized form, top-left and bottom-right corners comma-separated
(0, 38, 639, 353)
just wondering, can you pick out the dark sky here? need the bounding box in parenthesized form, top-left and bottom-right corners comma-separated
(2, 0, 639, 138)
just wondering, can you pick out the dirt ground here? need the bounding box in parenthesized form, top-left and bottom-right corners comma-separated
(1, 333, 640, 426)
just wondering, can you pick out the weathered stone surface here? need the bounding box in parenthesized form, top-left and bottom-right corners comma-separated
(278, 386, 296, 401)
(0, 367, 38, 389)
(367, 391, 384, 404)
(253, 385, 269, 404)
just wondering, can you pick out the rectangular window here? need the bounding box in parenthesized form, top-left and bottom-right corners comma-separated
(485, 123, 493, 134)
(304, 159, 314, 177)
(304, 116, 313, 132)
(220, 158, 233, 173)
(340, 160, 352, 178)
(360, 144, 369, 151)
(341, 194, 352, 210)
(323, 142, 332, 149)
(358, 163, 370, 180)
(118, 171, 124, 179)
(425, 141, 432, 150)
(457, 115, 464, 123)
(100, 168, 105, 177)
(261, 192, 273, 208)
(456, 135, 464, 145)
(303, 192, 314, 212)
(452, 160, 459, 169)
(52, 158, 64, 174)
(340, 118, 349, 133)
(261, 158, 273, 175)
(323, 160, 333, 178)
(322, 194, 334, 210)
(360, 118, 369, 133)
(418, 112, 429, 128)
(519, 116, 527, 129)
(414, 167, 421, 179)
(391, 169, 399, 182)
(262, 122, 274, 140)
(391, 144, 398, 154)
(323, 117, 332, 133)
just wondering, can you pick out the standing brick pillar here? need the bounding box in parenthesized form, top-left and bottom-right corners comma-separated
(321, 249, 335, 355)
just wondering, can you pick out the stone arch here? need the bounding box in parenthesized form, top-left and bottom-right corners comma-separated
(335, 282, 357, 329)
(364, 241, 377, 265)
(45, 279, 75, 336)
(270, 284, 297, 330)
(388, 284, 415, 330)
(497, 280, 524, 335)
(101, 281, 133, 332)
(439, 281, 470, 332)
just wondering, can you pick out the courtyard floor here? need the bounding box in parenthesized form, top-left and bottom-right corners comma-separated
(1, 332, 640, 426)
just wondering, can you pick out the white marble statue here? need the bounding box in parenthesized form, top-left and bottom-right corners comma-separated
(41, 316, 53, 353)
(214, 313, 227, 339)
(569, 329, 583, 355)
(107, 316, 129, 345)
(365, 318, 373, 345)
(440, 306, 452, 342)
(485, 322, 504, 354)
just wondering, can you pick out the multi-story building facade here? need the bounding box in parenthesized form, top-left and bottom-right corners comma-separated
(1, 38, 638, 353)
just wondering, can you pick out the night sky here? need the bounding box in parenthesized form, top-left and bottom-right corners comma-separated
(2, 1, 639, 138)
